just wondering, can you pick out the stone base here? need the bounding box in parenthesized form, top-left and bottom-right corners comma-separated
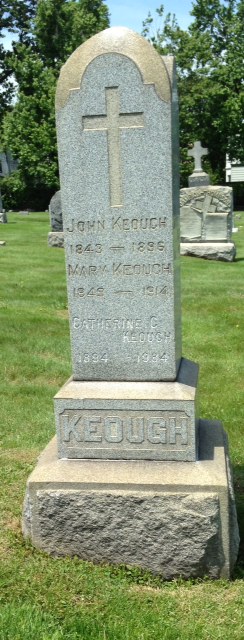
(180, 242, 236, 262)
(48, 231, 64, 248)
(54, 359, 199, 462)
(23, 420, 239, 579)
(188, 172, 210, 187)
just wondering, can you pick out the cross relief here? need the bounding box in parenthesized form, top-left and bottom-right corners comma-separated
(82, 86, 144, 207)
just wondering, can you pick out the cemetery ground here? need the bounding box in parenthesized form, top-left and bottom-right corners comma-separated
(0, 212, 243, 640)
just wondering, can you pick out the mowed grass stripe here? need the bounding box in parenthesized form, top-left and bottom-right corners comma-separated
(0, 211, 243, 639)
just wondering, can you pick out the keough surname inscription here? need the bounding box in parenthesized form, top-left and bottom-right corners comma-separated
(58, 409, 190, 460)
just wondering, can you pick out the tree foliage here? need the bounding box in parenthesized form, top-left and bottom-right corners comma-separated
(1, 1, 243, 208)
(0, 0, 16, 124)
(142, 1, 244, 187)
(1, 0, 110, 209)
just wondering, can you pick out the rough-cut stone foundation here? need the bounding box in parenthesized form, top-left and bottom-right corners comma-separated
(23, 420, 239, 579)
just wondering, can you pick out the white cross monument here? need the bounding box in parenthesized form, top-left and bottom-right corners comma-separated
(187, 140, 210, 187)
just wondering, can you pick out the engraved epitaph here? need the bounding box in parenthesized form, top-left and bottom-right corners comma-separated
(56, 27, 181, 382)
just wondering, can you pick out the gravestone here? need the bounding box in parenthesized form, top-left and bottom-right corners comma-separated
(180, 141, 236, 261)
(0, 151, 18, 218)
(23, 28, 239, 578)
(48, 190, 64, 248)
(0, 190, 3, 214)
(0, 211, 7, 223)
(0, 177, 4, 218)
(187, 140, 210, 187)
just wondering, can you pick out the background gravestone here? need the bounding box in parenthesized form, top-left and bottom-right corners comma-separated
(0, 151, 18, 220)
(49, 190, 63, 231)
(23, 28, 239, 579)
(48, 190, 64, 248)
(180, 141, 236, 261)
(0, 211, 7, 223)
(187, 141, 210, 187)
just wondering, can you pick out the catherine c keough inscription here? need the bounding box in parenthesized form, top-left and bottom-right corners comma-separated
(72, 317, 171, 367)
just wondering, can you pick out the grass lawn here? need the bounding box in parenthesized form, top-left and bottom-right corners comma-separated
(0, 211, 243, 639)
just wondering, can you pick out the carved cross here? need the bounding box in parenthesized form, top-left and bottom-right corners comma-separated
(82, 87, 144, 208)
(188, 141, 208, 172)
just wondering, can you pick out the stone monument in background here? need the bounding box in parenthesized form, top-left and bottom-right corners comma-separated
(0, 150, 19, 222)
(188, 141, 210, 187)
(47, 190, 64, 248)
(0, 153, 8, 223)
(180, 141, 236, 261)
(23, 28, 239, 579)
(0, 211, 7, 224)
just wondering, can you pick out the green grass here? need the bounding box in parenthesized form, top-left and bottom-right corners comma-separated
(0, 211, 243, 639)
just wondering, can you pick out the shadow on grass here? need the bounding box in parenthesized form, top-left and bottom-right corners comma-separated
(233, 464, 244, 578)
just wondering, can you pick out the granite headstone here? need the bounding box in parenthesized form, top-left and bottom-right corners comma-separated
(49, 190, 63, 231)
(181, 141, 236, 261)
(0, 211, 7, 223)
(23, 28, 239, 579)
(48, 190, 64, 248)
(188, 140, 210, 187)
(56, 38, 181, 382)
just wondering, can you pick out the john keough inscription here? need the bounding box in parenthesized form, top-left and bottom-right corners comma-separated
(66, 216, 167, 233)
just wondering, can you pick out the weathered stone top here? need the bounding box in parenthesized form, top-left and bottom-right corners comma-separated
(56, 26, 172, 110)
